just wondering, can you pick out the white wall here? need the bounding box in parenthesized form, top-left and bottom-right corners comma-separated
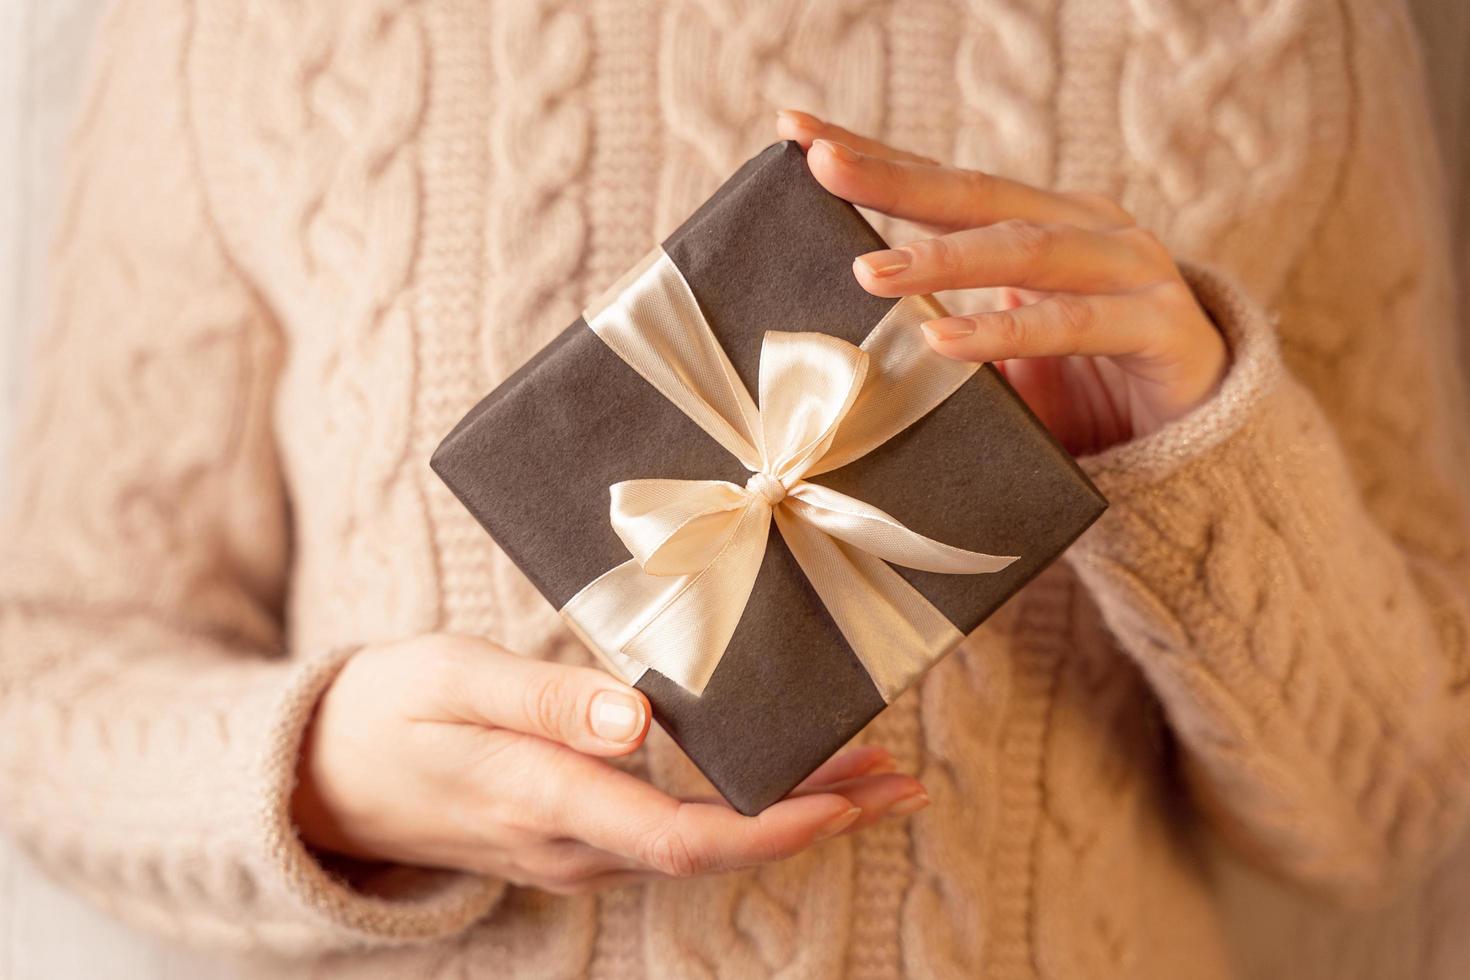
(0, 0, 107, 477)
(0, 6, 228, 977)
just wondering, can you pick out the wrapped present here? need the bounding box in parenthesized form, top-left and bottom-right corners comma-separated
(431, 140, 1107, 814)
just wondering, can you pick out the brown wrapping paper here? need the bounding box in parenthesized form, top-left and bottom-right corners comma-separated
(432, 140, 1107, 814)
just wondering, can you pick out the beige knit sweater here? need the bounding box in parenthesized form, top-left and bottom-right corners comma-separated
(3, 0, 1469, 977)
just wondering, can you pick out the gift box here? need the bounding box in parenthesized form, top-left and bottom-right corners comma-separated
(431, 139, 1106, 815)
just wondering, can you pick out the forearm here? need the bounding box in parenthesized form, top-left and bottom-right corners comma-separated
(0, 606, 502, 952)
(1066, 263, 1470, 902)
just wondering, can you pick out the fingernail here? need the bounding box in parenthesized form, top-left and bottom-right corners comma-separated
(855, 249, 910, 277)
(590, 690, 645, 743)
(887, 791, 931, 817)
(866, 756, 898, 775)
(922, 318, 975, 341)
(813, 138, 860, 164)
(814, 806, 862, 841)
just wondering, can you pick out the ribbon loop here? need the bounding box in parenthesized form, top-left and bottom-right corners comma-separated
(610, 478, 752, 577)
(756, 331, 869, 482)
(565, 246, 1021, 698)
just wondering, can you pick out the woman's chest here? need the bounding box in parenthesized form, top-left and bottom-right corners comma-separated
(192, 0, 1350, 644)
(213, 0, 1348, 361)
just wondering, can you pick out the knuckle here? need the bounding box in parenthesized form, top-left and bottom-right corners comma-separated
(997, 219, 1053, 278)
(421, 640, 462, 679)
(524, 672, 580, 742)
(469, 736, 555, 829)
(1150, 279, 1210, 335)
(528, 847, 599, 890)
(1115, 225, 1171, 268)
(1049, 295, 1096, 350)
(990, 307, 1027, 352)
(955, 166, 994, 205)
(1154, 277, 1199, 313)
(416, 635, 469, 688)
(637, 821, 704, 878)
(872, 157, 913, 213)
(1071, 191, 1133, 225)
(910, 235, 958, 277)
(406, 636, 485, 717)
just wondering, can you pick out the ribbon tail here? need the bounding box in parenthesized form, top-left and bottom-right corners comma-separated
(558, 560, 683, 684)
(562, 500, 773, 696)
(583, 248, 763, 470)
(773, 507, 966, 702)
(786, 483, 1019, 574)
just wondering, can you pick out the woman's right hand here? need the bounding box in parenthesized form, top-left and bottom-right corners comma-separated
(292, 633, 929, 895)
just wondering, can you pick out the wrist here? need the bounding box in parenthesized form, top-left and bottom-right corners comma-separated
(1073, 259, 1284, 489)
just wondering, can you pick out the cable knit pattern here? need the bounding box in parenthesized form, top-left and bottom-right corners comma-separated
(2, 0, 1469, 977)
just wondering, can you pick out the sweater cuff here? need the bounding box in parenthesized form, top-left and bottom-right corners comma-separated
(1070, 259, 1286, 495)
(252, 647, 506, 953)
(1061, 257, 1310, 664)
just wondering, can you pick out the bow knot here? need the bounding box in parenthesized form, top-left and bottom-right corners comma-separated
(745, 471, 788, 506)
(564, 247, 1020, 701)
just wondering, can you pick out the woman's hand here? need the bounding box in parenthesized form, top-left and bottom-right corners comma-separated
(292, 633, 927, 895)
(776, 109, 1228, 456)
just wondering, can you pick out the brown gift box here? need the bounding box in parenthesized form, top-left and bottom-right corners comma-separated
(431, 140, 1106, 814)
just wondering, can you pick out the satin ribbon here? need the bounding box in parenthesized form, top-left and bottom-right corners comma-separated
(559, 245, 1019, 700)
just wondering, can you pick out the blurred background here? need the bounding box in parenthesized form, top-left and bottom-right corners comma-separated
(0, 1, 1466, 977)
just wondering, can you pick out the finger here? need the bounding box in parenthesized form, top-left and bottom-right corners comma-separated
(775, 108, 941, 166)
(789, 772, 930, 830)
(804, 138, 1129, 232)
(852, 221, 1173, 297)
(628, 795, 866, 877)
(793, 745, 895, 791)
(489, 732, 861, 879)
(550, 771, 862, 877)
(434, 636, 650, 756)
(920, 291, 1169, 365)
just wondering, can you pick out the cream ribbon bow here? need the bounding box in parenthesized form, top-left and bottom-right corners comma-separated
(559, 246, 1019, 700)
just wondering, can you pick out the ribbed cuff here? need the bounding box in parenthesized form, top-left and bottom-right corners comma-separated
(252, 646, 506, 953)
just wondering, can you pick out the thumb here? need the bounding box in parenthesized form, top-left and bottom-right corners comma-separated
(433, 636, 651, 757)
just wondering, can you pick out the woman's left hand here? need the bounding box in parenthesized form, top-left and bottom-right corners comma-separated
(776, 110, 1228, 456)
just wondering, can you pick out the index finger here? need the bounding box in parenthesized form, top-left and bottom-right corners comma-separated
(776, 108, 942, 166)
(806, 139, 1122, 232)
(778, 110, 1127, 232)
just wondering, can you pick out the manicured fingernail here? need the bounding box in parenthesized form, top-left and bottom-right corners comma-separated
(815, 806, 862, 840)
(922, 318, 975, 341)
(855, 249, 911, 277)
(590, 691, 644, 743)
(887, 791, 930, 817)
(813, 138, 860, 163)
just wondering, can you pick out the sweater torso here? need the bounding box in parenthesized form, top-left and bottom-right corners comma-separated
(11, 0, 1468, 977)
(189, 1, 1350, 976)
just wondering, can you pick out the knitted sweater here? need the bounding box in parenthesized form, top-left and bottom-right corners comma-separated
(3, 0, 1469, 977)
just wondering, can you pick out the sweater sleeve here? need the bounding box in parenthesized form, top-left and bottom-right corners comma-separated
(1066, 257, 1470, 905)
(0, 0, 502, 954)
(1063, 55, 1470, 906)
(1063, 3, 1470, 907)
